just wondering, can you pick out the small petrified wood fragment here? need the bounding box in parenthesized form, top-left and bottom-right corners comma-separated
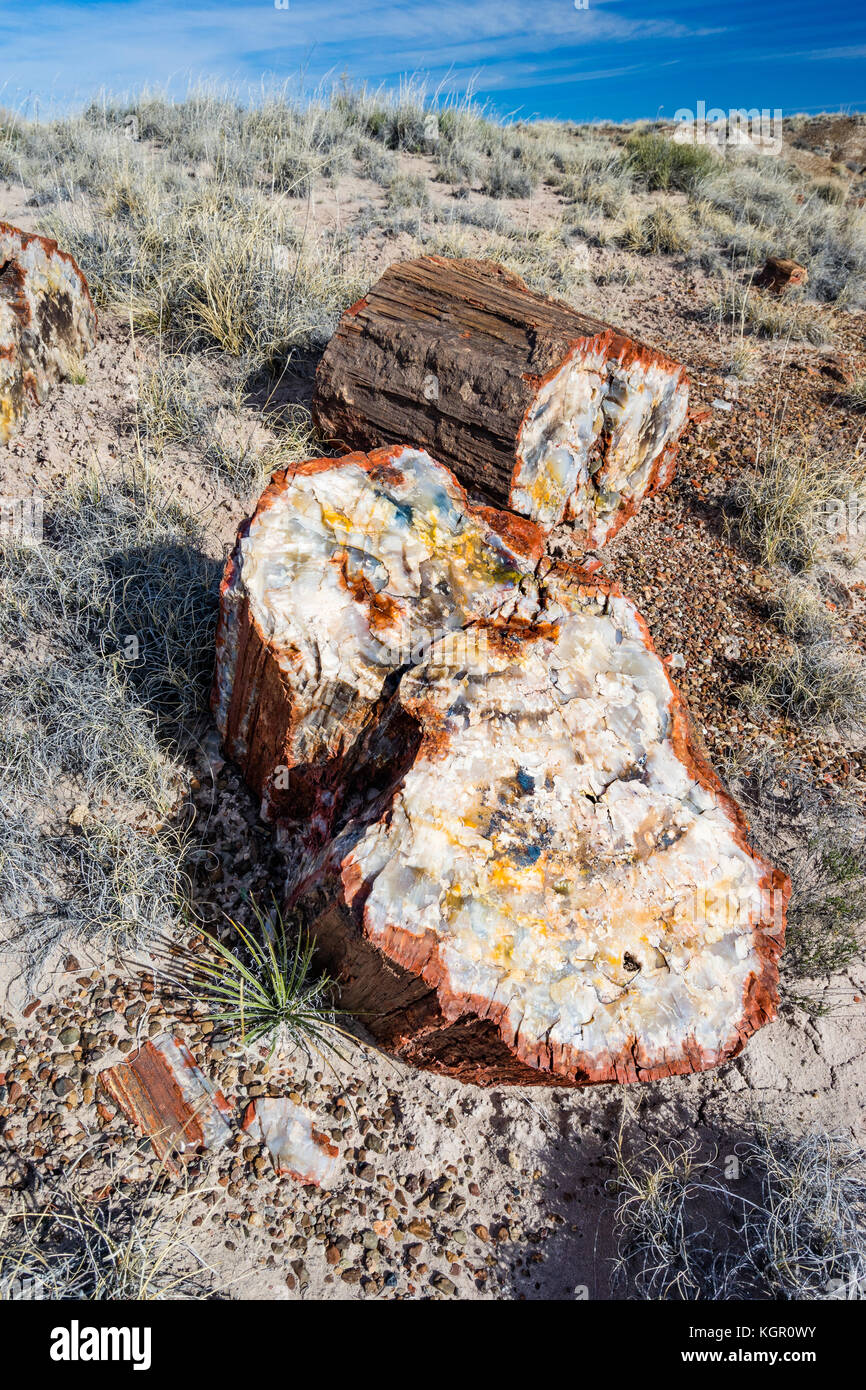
(754, 256, 808, 294)
(313, 256, 689, 548)
(0, 221, 97, 444)
(213, 447, 787, 1087)
(99, 1035, 232, 1169)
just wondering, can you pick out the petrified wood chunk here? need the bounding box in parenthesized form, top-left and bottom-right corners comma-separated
(213, 445, 542, 872)
(754, 256, 808, 294)
(0, 221, 97, 444)
(243, 1098, 341, 1185)
(213, 447, 787, 1087)
(99, 1035, 232, 1169)
(312, 256, 689, 548)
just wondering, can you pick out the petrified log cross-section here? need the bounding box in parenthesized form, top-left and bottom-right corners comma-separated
(213, 447, 787, 1087)
(0, 221, 97, 444)
(313, 257, 689, 548)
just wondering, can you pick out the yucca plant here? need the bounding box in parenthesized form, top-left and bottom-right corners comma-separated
(172, 897, 347, 1058)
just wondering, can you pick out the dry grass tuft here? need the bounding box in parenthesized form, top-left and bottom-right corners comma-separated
(619, 206, 694, 256)
(741, 640, 866, 727)
(0, 1162, 220, 1300)
(0, 472, 217, 967)
(727, 435, 866, 570)
(612, 1120, 866, 1300)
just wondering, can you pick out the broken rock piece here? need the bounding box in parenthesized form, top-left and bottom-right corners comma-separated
(754, 255, 808, 294)
(214, 450, 788, 1087)
(243, 1098, 341, 1186)
(213, 444, 542, 872)
(313, 256, 689, 546)
(99, 1035, 232, 1167)
(0, 221, 97, 444)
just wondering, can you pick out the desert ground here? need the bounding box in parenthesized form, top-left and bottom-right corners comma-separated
(0, 89, 865, 1300)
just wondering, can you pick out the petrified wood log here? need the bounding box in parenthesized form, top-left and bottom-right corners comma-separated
(213, 446, 787, 1087)
(312, 256, 689, 548)
(0, 221, 97, 444)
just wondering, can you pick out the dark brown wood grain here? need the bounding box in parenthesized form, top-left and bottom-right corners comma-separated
(312, 254, 685, 529)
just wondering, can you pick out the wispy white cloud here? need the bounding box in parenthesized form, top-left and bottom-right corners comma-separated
(1, 0, 728, 108)
(2, 0, 863, 119)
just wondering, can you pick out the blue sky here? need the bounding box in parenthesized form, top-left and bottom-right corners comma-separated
(2, 0, 865, 122)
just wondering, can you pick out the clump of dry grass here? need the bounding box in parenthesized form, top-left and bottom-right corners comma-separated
(0, 471, 217, 968)
(739, 1127, 866, 1298)
(612, 1134, 720, 1299)
(619, 206, 694, 256)
(612, 1120, 866, 1300)
(841, 375, 866, 412)
(770, 575, 834, 642)
(51, 180, 363, 370)
(0, 1163, 219, 1300)
(714, 281, 832, 346)
(741, 640, 866, 727)
(422, 219, 584, 302)
(135, 353, 292, 498)
(727, 435, 866, 570)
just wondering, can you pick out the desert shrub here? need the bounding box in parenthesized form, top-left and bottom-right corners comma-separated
(435, 140, 482, 187)
(354, 136, 398, 184)
(482, 147, 537, 199)
(816, 179, 847, 205)
(386, 171, 431, 210)
(702, 159, 801, 230)
(626, 133, 716, 192)
(271, 150, 315, 197)
(698, 160, 866, 306)
(796, 204, 866, 306)
(162, 897, 345, 1059)
(0, 143, 18, 179)
(784, 834, 865, 995)
(136, 357, 212, 451)
(718, 747, 865, 1015)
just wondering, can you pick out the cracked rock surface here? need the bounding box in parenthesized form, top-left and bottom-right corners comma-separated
(0, 222, 97, 444)
(214, 446, 787, 1087)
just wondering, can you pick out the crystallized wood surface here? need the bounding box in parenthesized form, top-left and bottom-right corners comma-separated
(213, 446, 787, 1087)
